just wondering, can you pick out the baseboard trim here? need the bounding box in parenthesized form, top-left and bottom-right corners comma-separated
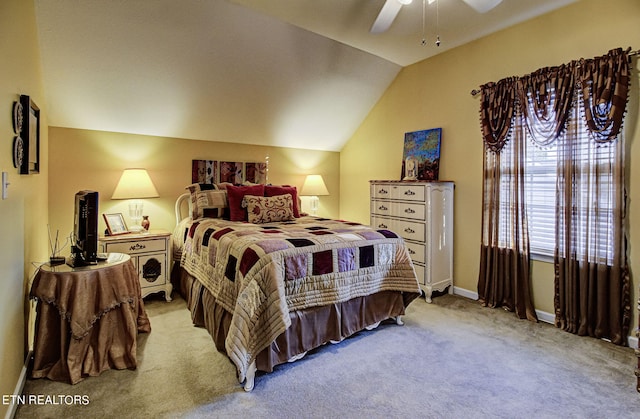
(4, 351, 31, 419)
(452, 286, 478, 300)
(535, 309, 555, 324)
(452, 287, 638, 349)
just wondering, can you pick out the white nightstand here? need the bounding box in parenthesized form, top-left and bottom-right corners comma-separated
(99, 230, 173, 301)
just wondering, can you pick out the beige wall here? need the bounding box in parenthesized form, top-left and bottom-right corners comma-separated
(340, 0, 640, 334)
(48, 128, 340, 239)
(7, 3, 639, 411)
(0, 1, 49, 417)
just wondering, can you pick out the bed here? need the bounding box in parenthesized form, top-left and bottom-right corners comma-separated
(171, 183, 422, 391)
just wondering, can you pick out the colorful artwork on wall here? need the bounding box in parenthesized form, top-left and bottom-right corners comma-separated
(245, 162, 267, 184)
(219, 161, 243, 184)
(192, 159, 269, 185)
(401, 128, 442, 181)
(192, 160, 218, 184)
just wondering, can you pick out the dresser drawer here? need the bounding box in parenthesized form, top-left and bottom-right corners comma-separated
(372, 199, 425, 220)
(103, 238, 167, 255)
(371, 216, 425, 243)
(394, 219, 425, 242)
(372, 183, 425, 202)
(413, 262, 425, 286)
(404, 241, 425, 264)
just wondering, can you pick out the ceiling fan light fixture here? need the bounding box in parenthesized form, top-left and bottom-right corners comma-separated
(462, 0, 503, 13)
(371, 0, 405, 33)
(397, 0, 413, 4)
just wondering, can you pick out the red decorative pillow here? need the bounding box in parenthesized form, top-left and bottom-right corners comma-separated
(265, 185, 300, 217)
(227, 184, 265, 221)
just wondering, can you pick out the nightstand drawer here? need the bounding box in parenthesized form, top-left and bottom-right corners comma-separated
(104, 238, 167, 255)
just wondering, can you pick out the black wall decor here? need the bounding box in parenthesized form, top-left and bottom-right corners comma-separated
(18, 95, 40, 174)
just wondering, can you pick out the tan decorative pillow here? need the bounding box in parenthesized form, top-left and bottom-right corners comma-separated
(186, 187, 228, 219)
(243, 194, 295, 224)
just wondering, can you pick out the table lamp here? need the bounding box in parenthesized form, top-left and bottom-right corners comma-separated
(300, 174, 329, 216)
(111, 168, 159, 232)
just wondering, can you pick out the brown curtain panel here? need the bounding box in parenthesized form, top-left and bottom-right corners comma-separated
(554, 48, 631, 345)
(478, 48, 630, 335)
(477, 100, 538, 321)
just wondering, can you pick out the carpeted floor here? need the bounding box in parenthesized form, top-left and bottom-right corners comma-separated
(14, 293, 640, 418)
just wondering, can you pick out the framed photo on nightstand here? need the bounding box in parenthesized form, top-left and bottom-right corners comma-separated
(103, 213, 129, 235)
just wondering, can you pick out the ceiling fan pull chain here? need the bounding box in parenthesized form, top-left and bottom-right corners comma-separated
(421, 0, 427, 46)
(435, 0, 441, 47)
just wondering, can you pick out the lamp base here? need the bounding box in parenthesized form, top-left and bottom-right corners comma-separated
(308, 196, 319, 216)
(128, 201, 144, 232)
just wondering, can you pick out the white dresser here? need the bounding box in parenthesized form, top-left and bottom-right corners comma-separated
(370, 180, 454, 302)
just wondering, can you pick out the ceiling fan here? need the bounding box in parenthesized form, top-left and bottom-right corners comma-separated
(370, 0, 503, 33)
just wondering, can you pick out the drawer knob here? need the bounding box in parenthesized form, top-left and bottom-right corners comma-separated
(404, 190, 416, 196)
(404, 227, 415, 234)
(404, 208, 415, 214)
(408, 248, 415, 255)
(379, 205, 388, 211)
(378, 223, 388, 229)
(378, 188, 388, 194)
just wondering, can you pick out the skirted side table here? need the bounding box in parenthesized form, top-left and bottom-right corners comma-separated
(30, 253, 151, 384)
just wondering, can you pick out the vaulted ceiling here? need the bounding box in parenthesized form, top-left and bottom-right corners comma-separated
(34, 0, 576, 151)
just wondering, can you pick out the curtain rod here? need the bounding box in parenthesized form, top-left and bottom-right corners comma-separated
(470, 49, 639, 97)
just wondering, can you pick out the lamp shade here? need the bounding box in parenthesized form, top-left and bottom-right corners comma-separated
(300, 175, 329, 196)
(111, 169, 159, 199)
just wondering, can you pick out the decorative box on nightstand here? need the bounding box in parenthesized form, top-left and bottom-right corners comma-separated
(99, 230, 173, 301)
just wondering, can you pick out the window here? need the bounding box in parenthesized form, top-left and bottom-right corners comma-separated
(524, 142, 557, 260)
(523, 105, 618, 264)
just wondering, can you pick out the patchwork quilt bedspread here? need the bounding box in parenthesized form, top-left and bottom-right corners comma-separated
(179, 216, 421, 382)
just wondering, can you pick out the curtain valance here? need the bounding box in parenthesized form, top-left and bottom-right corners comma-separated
(479, 48, 631, 152)
(479, 77, 517, 153)
(578, 48, 631, 143)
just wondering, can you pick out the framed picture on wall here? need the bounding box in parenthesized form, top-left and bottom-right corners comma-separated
(245, 162, 267, 184)
(401, 128, 442, 181)
(192, 160, 218, 184)
(220, 161, 243, 184)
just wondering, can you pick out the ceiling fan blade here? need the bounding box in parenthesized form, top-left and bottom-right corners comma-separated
(370, 0, 403, 34)
(462, 0, 503, 13)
